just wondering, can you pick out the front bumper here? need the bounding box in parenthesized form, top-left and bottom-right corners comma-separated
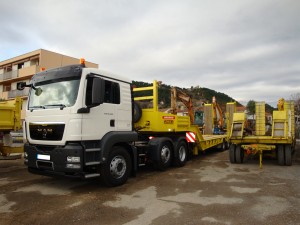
(24, 142, 86, 178)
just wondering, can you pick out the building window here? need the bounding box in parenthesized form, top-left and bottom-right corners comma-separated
(18, 63, 24, 69)
(3, 84, 11, 92)
(31, 59, 39, 66)
(6, 66, 12, 73)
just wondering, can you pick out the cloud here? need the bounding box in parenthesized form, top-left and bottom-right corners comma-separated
(1, 0, 300, 105)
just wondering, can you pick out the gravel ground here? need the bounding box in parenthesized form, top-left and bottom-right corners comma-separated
(1, 142, 300, 225)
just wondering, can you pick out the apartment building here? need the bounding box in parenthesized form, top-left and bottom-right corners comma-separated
(0, 49, 98, 119)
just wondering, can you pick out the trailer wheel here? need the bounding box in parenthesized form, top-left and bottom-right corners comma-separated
(277, 145, 285, 166)
(235, 145, 244, 164)
(100, 146, 131, 187)
(229, 144, 236, 163)
(173, 141, 188, 167)
(221, 140, 228, 151)
(155, 141, 173, 171)
(285, 145, 292, 166)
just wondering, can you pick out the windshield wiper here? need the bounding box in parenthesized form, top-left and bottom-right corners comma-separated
(44, 104, 67, 110)
(29, 105, 46, 112)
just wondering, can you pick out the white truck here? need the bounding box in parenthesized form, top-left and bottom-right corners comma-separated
(18, 60, 228, 186)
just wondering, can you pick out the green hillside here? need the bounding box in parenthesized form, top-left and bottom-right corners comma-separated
(132, 81, 242, 109)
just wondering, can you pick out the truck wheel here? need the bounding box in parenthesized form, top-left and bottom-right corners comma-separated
(285, 145, 292, 166)
(277, 145, 285, 166)
(100, 146, 131, 187)
(229, 144, 236, 163)
(155, 141, 173, 171)
(133, 102, 142, 123)
(173, 141, 188, 167)
(235, 145, 244, 164)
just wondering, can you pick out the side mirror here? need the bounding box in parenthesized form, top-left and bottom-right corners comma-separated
(17, 82, 27, 90)
(35, 87, 43, 96)
(91, 77, 105, 105)
(86, 76, 105, 107)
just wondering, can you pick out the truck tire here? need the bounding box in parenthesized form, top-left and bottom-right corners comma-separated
(155, 141, 173, 171)
(235, 144, 244, 164)
(277, 145, 285, 166)
(133, 102, 142, 123)
(100, 146, 132, 187)
(285, 145, 292, 166)
(173, 141, 188, 167)
(229, 144, 236, 163)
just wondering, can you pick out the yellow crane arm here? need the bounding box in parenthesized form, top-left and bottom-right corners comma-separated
(170, 87, 195, 124)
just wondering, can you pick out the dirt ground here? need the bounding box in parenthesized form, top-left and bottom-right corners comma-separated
(1, 142, 300, 225)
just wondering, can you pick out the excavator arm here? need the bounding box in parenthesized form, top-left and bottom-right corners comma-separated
(170, 87, 195, 124)
(212, 96, 224, 127)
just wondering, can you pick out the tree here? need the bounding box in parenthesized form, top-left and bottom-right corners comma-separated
(246, 100, 256, 119)
(290, 93, 300, 116)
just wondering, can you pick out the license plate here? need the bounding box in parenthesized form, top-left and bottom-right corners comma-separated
(37, 154, 50, 161)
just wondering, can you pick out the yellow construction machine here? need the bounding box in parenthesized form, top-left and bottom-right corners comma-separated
(229, 98, 295, 168)
(170, 87, 195, 124)
(0, 97, 23, 158)
(203, 96, 225, 134)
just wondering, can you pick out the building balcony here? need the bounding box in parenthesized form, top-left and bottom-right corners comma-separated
(0, 65, 40, 81)
(19, 65, 40, 78)
(0, 70, 18, 81)
(0, 91, 8, 100)
(8, 89, 30, 99)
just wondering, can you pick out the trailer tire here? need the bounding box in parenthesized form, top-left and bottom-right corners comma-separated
(173, 141, 188, 167)
(285, 145, 292, 166)
(229, 144, 236, 163)
(133, 102, 142, 123)
(155, 141, 173, 171)
(235, 145, 244, 164)
(277, 145, 285, 166)
(100, 146, 131, 187)
(221, 140, 228, 151)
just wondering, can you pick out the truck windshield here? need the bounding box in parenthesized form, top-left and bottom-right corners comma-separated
(28, 78, 80, 110)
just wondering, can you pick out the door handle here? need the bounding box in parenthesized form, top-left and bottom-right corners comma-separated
(110, 120, 115, 127)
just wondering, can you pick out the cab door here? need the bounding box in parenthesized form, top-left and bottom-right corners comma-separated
(81, 75, 120, 140)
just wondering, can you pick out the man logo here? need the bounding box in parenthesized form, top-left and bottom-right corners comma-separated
(37, 127, 53, 139)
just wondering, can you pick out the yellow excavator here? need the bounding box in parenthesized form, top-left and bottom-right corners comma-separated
(0, 97, 23, 159)
(212, 96, 224, 129)
(203, 96, 225, 134)
(170, 87, 195, 124)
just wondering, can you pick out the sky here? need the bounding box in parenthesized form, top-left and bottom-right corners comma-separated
(1, 0, 300, 106)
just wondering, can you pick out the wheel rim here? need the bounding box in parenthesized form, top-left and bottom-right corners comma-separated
(161, 145, 171, 164)
(178, 146, 186, 162)
(110, 156, 126, 179)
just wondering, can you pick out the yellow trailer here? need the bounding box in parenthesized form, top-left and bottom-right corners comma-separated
(229, 99, 295, 168)
(0, 97, 23, 157)
(133, 80, 228, 169)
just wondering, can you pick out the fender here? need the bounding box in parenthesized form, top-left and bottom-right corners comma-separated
(100, 131, 138, 162)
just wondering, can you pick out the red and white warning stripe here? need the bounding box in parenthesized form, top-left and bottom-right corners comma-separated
(186, 132, 196, 143)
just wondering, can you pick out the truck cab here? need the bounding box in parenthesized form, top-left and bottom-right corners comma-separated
(20, 63, 138, 186)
